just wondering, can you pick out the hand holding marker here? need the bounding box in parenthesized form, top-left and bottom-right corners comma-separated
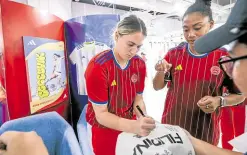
(136, 105, 160, 125)
(0, 141, 7, 151)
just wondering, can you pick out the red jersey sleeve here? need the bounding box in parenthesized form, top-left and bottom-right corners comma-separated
(163, 44, 185, 63)
(137, 60, 146, 94)
(85, 62, 108, 105)
(164, 52, 170, 62)
(163, 48, 174, 63)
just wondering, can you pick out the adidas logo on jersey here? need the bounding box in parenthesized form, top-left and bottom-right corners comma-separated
(175, 64, 183, 71)
(111, 80, 117, 86)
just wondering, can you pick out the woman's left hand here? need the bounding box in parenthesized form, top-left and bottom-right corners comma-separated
(197, 96, 221, 113)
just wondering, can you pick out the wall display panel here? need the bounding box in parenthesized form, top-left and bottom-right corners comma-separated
(0, 1, 69, 120)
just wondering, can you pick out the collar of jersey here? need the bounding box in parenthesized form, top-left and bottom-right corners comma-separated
(186, 43, 208, 58)
(111, 50, 130, 70)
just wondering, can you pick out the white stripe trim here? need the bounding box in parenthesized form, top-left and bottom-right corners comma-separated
(91, 102, 108, 106)
(187, 45, 208, 57)
(209, 53, 225, 143)
(173, 48, 185, 125)
(188, 52, 203, 133)
(137, 92, 143, 95)
(183, 55, 195, 128)
(115, 63, 119, 115)
(178, 47, 189, 126)
(164, 47, 181, 124)
(205, 52, 222, 142)
(195, 52, 210, 139)
(88, 98, 108, 105)
(129, 66, 133, 118)
(125, 68, 131, 118)
(121, 69, 124, 114)
(109, 63, 115, 113)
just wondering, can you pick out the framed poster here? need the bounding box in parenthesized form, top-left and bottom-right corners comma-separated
(23, 36, 69, 114)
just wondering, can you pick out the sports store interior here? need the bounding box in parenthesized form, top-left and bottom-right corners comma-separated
(0, 0, 246, 155)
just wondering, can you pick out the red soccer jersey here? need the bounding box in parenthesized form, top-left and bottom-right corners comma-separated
(85, 50, 146, 155)
(162, 43, 237, 145)
(221, 103, 246, 150)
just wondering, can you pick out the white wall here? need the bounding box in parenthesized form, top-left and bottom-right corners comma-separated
(10, 0, 27, 4)
(71, 2, 182, 36)
(71, 2, 126, 18)
(28, 0, 72, 20)
(11, 0, 72, 20)
(11, 0, 182, 35)
(152, 18, 182, 36)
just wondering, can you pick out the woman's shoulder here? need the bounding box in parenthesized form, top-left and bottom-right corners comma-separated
(91, 50, 114, 65)
(166, 43, 187, 57)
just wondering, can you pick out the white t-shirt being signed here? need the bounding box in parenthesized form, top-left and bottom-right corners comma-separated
(116, 124, 195, 155)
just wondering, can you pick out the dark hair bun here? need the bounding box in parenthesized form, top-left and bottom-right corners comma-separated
(195, 0, 212, 7)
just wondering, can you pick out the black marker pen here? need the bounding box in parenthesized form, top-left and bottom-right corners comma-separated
(0, 141, 6, 150)
(136, 105, 145, 117)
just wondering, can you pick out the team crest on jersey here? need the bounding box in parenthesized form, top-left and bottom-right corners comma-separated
(210, 66, 221, 75)
(131, 74, 138, 83)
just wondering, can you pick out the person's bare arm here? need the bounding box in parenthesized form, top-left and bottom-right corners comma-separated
(197, 95, 245, 113)
(153, 72, 167, 90)
(92, 103, 136, 133)
(153, 59, 172, 91)
(133, 94, 147, 117)
(0, 131, 48, 155)
(92, 103, 155, 136)
(190, 136, 243, 155)
(222, 94, 245, 106)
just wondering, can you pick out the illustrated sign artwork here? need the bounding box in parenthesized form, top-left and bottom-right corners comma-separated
(23, 36, 69, 114)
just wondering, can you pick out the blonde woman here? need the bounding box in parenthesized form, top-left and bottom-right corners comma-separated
(84, 15, 155, 155)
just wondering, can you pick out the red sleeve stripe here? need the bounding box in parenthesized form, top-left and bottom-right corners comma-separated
(98, 55, 113, 65)
(95, 51, 112, 64)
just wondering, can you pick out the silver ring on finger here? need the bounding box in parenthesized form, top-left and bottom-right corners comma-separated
(206, 105, 209, 109)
